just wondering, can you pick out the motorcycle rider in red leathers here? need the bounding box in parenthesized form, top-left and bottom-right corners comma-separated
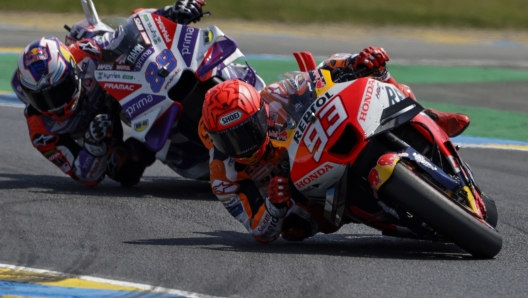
(200, 46, 471, 242)
(10, 0, 206, 187)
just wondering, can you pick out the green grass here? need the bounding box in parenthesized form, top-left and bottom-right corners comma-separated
(246, 59, 528, 85)
(3, 0, 528, 29)
(0, 55, 17, 92)
(421, 102, 528, 142)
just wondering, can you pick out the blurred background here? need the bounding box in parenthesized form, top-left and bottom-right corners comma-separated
(2, 0, 528, 29)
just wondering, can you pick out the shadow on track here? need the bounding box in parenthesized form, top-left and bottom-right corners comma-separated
(0, 173, 216, 201)
(124, 230, 473, 261)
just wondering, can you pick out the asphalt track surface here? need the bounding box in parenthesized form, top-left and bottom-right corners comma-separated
(1, 16, 528, 297)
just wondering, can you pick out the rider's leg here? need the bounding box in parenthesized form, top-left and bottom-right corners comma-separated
(393, 82, 470, 138)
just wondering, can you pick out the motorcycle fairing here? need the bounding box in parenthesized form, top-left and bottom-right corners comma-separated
(144, 103, 182, 152)
(356, 79, 423, 138)
(96, 12, 252, 154)
(371, 97, 424, 138)
(289, 78, 422, 194)
(197, 37, 238, 78)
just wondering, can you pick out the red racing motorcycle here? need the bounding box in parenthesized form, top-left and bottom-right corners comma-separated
(268, 52, 501, 258)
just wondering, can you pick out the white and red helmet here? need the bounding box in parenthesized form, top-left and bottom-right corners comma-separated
(17, 37, 82, 120)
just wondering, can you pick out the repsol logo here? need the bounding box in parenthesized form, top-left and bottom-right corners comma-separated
(220, 111, 242, 126)
(293, 91, 334, 144)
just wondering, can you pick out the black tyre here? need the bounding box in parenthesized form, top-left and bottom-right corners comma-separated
(379, 163, 502, 259)
(482, 194, 498, 228)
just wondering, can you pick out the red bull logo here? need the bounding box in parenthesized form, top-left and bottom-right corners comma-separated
(279, 130, 288, 141)
(368, 153, 406, 195)
(315, 79, 326, 89)
(25, 47, 49, 66)
(377, 154, 399, 167)
(368, 168, 383, 192)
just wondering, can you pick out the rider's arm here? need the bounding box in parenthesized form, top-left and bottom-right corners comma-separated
(133, 0, 205, 24)
(208, 148, 288, 243)
(318, 49, 415, 99)
(25, 108, 108, 186)
(68, 0, 206, 63)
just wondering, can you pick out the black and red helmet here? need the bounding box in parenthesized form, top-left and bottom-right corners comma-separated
(202, 79, 269, 162)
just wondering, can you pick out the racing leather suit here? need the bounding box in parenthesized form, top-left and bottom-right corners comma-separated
(11, 43, 145, 186)
(204, 53, 413, 242)
(12, 4, 264, 187)
(9, 7, 197, 186)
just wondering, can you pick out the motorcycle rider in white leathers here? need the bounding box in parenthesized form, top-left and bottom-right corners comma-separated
(10, 0, 223, 186)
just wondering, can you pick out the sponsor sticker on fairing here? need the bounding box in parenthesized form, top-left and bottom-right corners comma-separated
(100, 82, 142, 101)
(126, 44, 146, 65)
(121, 93, 165, 120)
(154, 15, 176, 49)
(133, 119, 149, 132)
(203, 30, 214, 44)
(133, 47, 156, 71)
(177, 26, 199, 67)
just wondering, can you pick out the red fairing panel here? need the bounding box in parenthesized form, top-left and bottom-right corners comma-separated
(289, 79, 371, 191)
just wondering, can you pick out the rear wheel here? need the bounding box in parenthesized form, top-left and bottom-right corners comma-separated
(379, 162, 502, 259)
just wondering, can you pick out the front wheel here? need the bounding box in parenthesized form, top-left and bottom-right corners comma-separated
(379, 162, 502, 259)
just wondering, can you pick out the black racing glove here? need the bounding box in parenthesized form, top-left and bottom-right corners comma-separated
(167, 0, 206, 25)
(83, 114, 113, 157)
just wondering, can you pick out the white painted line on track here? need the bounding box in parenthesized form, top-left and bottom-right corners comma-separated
(0, 263, 222, 298)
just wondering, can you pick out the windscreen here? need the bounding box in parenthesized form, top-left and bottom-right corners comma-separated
(102, 16, 150, 65)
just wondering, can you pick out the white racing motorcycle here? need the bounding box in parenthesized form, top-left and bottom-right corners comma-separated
(65, 0, 265, 180)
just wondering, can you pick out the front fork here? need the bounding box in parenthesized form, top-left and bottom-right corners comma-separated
(368, 132, 485, 219)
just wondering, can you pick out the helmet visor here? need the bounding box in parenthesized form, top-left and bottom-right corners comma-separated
(23, 65, 81, 114)
(208, 105, 268, 158)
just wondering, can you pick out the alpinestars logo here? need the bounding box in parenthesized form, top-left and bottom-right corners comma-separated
(79, 41, 101, 58)
(212, 180, 239, 194)
(33, 134, 56, 147)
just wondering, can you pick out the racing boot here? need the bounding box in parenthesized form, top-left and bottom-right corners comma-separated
(424, 108, 470, 138)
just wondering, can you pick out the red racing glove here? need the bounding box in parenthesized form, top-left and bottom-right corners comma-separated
(267, 176, 291, 204)
(352, 46, 390, 76)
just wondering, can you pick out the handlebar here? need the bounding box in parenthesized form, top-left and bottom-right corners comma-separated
(333, 65, 377, 83)
(183, 11, 211, 26)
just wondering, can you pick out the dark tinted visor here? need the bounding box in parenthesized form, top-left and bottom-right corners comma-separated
(208, 106, 268, 158)
(23, 66, 80, 113)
